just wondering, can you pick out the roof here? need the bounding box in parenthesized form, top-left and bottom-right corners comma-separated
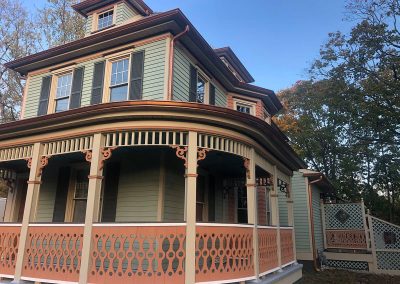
(214, 47, 254, 84)
(5, 9, 282, 115)
(300, 169, 336, 193)
(72, 0, 153, 17)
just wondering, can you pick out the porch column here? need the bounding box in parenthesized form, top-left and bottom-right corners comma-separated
(13, 142, 44, 282)
(185, 131, 198, 284)
(271, 165, 282, 269)
(287, 178, 297, 262)
(246, 149, 259, 279)
(79, 133, 105, 284)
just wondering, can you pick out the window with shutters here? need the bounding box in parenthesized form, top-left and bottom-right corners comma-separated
(196, 75, 206, 103)
(55, 73, 73, 112)
(97, 10, 114, 30)
(109, 58, 130, 102)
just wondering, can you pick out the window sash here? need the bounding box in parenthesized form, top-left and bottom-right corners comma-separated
(98, 10, 114, 30)
(196, 75, 206, 103)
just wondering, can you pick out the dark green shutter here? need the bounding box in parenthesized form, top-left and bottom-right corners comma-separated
(52, 167, 71, 222)
(101, 162, 120, 222)
(129, 51, 145, 100)
(69, 67, 85, 109)
(37, 76, 52, 116)
(189, 64, 197, 102)
(209, 84, 216, 105)
(91, 61, 105, 105)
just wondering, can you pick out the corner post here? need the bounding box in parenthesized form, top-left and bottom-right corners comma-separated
(286, 178, 297, 262)
(367, 210, 378, 273)
(79, 133, 105, 284)
(185, 131, 198, 284)
(360, 198, 370, 250)
(246, 149, 259, 279)
(13, 142, 44, 282)
(271, 165, 282, 270)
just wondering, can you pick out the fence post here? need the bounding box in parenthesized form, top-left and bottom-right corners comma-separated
(367, 211, 378, 273)
(360, 199, 370, 251)
(320, 199, 328, 249)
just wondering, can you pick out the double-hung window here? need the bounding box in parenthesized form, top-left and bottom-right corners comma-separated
(55, 73, 73, 112)
(110, 58, 129, 102)
(98, 10, 114, 30)
(196, 75, 206, 103)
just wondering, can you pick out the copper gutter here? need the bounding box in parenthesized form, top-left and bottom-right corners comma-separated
(308, 175, 323, 271)
(167, 25, 190, 100)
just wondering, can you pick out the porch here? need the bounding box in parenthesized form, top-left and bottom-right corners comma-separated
(0, 129, 298, 284)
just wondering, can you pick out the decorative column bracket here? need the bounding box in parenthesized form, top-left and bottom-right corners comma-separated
(99, 147, 116, 170)
(170, 145, 188, 168)
(243, 158, 251, 179)
(26, 156, 51, 177)
(197, 148, 210, 164)
(82, 150, 93, 163)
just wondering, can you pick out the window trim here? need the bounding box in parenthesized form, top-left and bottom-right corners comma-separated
(103, 52, 132, 103)
(196, 69, 210, 104)
(91, 5, 116, 33)
(233, 98, 256, 115)
(48, 67, 76, 114)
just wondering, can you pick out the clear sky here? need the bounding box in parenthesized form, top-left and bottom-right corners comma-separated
(25, 0, 354, 92)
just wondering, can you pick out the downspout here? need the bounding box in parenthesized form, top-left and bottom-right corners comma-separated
(308, 175, 323, 272)
(167, 25, 190, 100)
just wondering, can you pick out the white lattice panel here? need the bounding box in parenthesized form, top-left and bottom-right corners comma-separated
(376, 251, 400, 270)
(324, 203, 364, 229)
(324, 259, 369, 271)
(371, 217, 400, 250)
(198, 133, 251, 158)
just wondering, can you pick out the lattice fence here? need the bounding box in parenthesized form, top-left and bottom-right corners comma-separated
(371, 216, 400, 271)
(323, 259, 369, 272)
(324, 203, 364, 229)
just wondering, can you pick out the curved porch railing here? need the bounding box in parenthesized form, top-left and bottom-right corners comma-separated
(0, 224, 21, 277)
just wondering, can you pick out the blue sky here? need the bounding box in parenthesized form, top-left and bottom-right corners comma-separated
(25, 0, 354, 92)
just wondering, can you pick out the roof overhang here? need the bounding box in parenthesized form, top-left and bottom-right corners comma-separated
(0, 102, 306, 171)
(214, 47, 254, 84)
(72, 0, 153, 17)
(300, 169, 336, 193)
(5, 9, 282, 115)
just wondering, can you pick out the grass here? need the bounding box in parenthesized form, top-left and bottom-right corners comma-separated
(299, 269, 400, 284)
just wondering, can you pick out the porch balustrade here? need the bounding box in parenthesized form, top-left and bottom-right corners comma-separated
(0, 222, 294, 283)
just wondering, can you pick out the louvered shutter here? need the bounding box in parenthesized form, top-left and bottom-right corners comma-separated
(69, 67, 85, 109)
(189, 64, 197, 102)
(101, 162, 120, 222)
(37, 76, 52, 116)
(129, 51, 145, 100)
(91, 61, 105, 105)
(209, 84, 216, 105)
(52, 167, 71, 222)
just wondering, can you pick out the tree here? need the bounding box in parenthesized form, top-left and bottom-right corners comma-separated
(0, 0, 40, 122)
(37, 0, 85, 48)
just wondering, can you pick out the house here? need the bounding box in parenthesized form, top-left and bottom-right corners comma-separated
(0, 1, 306, 283)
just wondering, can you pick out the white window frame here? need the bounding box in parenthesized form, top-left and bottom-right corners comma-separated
(196, 69, 210, 104)
(91, 5, 116, 33)
(54, 72, 73, 113)
(233, 98, 256, 115)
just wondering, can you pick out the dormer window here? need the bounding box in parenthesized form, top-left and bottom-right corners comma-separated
(97, 10, 114, 30)
(55, 73, 73, 112)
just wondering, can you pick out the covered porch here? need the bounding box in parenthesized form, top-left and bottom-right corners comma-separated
(0, 130, 297, 284)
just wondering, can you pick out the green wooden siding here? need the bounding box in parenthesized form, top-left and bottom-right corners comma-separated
(292, 171, 311, 253)
(116, 2, 137, 25)
(173, 47, 190, 102)
(36, 165, 58, 222)
(312, 185, 324, 252)
(163, 151, 185, 222)
(115, 151, 160, 222)
(215, 86, 226, 107)
(278, 190, 288, 226)
(85, 14, 93, 36)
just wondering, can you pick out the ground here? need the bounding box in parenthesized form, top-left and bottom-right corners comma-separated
(298, 269, 400, 284)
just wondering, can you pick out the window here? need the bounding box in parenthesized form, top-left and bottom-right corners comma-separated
(110, 58, 129, 102)
(236, 104, 251, 114)
(196, 75, 206, 103)
(98, 10, 114, 30)
(55, 73, 72, 112)
(72, 168, 89, 223)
